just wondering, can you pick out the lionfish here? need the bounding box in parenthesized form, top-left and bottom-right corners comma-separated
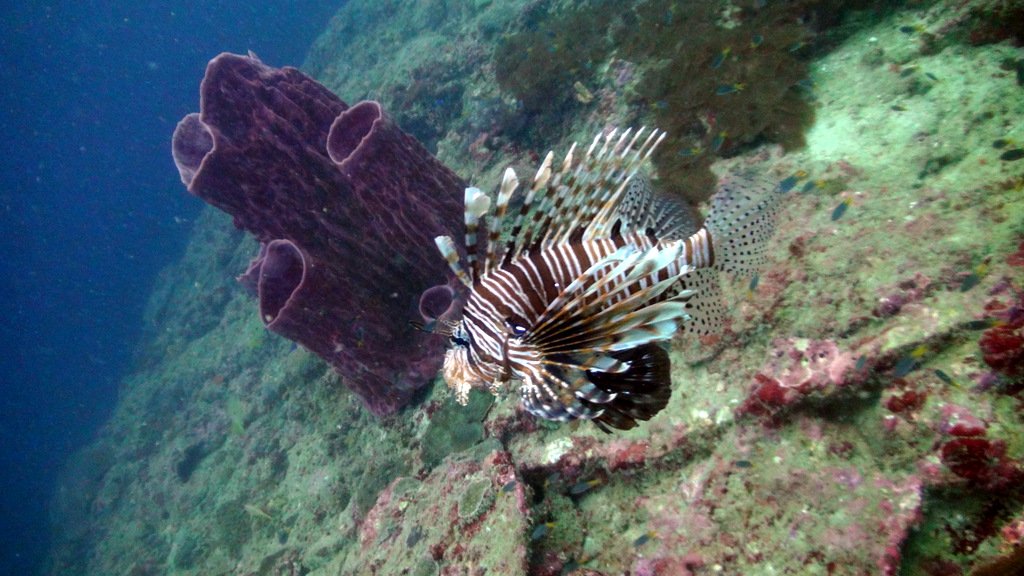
(431, 128, 781, 432)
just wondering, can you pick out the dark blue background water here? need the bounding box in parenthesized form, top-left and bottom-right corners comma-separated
(0, 2, 342, 573)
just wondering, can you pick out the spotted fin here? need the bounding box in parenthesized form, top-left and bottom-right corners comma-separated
(675, 267, 726, 336)
(703, 171, 785, 276)
(617, 173, 699, 240)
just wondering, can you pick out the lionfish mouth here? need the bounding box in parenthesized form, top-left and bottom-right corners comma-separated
(442, 347, 479, 406)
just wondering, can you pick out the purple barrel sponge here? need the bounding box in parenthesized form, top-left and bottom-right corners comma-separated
(171, 52, 465, 416)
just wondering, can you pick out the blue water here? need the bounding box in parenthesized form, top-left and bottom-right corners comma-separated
(0, 2, 341, 573)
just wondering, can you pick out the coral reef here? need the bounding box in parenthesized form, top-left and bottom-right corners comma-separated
(46, 1, 1024, 575)
(172, 53, 465, 415)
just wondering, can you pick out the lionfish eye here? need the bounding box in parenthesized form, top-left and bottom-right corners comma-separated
(450, 335, 470, 348)
(504, 316, 528, 337)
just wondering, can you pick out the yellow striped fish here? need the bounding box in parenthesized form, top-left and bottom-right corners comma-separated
(433, 128, 782, 432)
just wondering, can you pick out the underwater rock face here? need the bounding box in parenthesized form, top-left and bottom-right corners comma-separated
(47, 2, 1024, 576)
(172, 53, 464, 416)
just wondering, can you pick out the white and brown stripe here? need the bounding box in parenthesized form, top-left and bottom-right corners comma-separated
(456, 226, 715, 389)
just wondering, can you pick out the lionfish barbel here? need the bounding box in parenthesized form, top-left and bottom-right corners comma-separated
(431, 128, 782, 432)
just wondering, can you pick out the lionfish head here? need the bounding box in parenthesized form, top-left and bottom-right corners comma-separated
(441, 323, 484, 406)
(442, 344, 481, 403)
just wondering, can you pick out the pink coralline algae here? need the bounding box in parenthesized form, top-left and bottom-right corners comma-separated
(876, 476, 925, 576)
(737, 338, 855, 418)
(872, 272, 932, 318)
(172, 53, 465, 415)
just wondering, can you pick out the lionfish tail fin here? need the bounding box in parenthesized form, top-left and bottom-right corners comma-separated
(702, 171, 786, 277)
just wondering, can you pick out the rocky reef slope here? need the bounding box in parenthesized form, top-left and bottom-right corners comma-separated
(47, 1, 1024, 575)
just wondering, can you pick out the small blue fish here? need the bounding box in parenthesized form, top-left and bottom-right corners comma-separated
(934, 369, 953, 385)
(734, 459, 752, 468)
(800, 180, 817, 193)
(795, 78, 815, 91)
(711, 47, 731, 69)
(531, 522, 554, 541)
(748, 274, 759, 292)
(960, 263, 987, 292)
(855, 355, 867, 371)
(964, 318, 998, 330)
(960, 273, 981, 292)
(892, 356, 918, 378)
(1001, 149, 1024, 161)
(569, 478, 602, 495)
(715, 82, 745, 95)
(406, 526, 424, 547)
(502, 480, 517, 493)
(779, 175, 799, 192)
(710, 131, 727, 153)
(751, 34, 764, 48)
(831, 198, 851, 221)
(633, 531, 657, 547)
(677, 144, 704, 158)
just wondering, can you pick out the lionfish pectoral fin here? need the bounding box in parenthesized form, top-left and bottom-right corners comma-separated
(583, 344, 672, 432)
(675, 267, 727, 336)
(520, 369, 600, 423)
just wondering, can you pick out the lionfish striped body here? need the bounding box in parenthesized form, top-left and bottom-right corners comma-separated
(433, 128, 781, 431)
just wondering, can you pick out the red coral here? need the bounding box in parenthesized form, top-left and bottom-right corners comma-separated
(885, 389, 927, 415)
(940, 437, 1022, 489)
(1007, 241, 1024, 267)
(736, 374, 792, 418)
(980, 318, 1024, 379)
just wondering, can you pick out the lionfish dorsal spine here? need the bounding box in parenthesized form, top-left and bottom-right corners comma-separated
(585, 129, 666, 241)
(482, 167, 518, 276)
(434, 235, 472, 288)
(503, 151, 553, 262)
(462, 187, 492, 282)
(514, 128, 669, 258)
